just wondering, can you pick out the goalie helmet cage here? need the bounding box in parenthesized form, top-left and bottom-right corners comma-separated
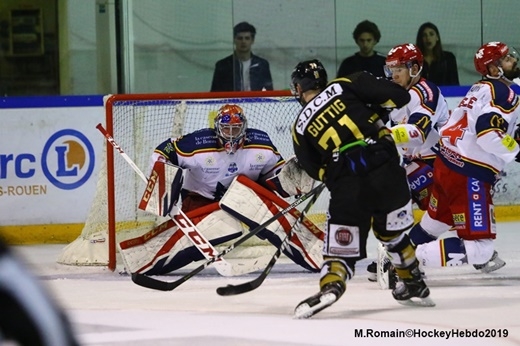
(57, 91, 328, 271)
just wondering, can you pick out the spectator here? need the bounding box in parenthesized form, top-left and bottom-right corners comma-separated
(210, 22, 273, 92)
(337, 20, 386, 78)
(416, 22, 459, 86)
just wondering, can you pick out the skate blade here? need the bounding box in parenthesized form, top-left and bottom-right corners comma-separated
(294, 293, 336, 319)
(479, 260, 506, 273)
(397, 296, 436, 307)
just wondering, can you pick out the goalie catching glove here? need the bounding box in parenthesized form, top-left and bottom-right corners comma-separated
(266, 156, 316, 198)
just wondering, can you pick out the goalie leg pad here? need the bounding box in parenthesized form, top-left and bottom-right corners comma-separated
(118, 204, 243, 275)
(220, 175, 324, 272)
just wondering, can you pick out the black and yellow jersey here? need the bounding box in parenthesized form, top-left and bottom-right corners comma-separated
(292, 71, 410, 181)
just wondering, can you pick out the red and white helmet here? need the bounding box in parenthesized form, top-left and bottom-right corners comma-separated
(474, 41, 509, 77)
(384, 43, 423, 78)
(214, 104, 247, 154)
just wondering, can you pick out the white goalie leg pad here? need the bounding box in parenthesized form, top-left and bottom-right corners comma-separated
(220, 175, 323, 271)
(118, 205, 243, 274)
(265, 155, 316, 197)
(118, 219, 178, 274)
(139, 160, 183, 217)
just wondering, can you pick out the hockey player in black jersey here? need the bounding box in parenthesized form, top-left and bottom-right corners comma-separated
(290, 59, 434, 318)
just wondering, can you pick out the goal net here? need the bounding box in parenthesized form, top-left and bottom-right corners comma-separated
(57, 91, 329, 271)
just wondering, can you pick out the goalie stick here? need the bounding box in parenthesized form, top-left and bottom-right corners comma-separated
(131, 183, 325, 291)
(216, 183, 326, 296)
(96, 123, 244, 277)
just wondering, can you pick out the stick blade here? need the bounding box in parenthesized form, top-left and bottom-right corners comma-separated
(216, 280, 262, 296)
(131, 273, 175, 291)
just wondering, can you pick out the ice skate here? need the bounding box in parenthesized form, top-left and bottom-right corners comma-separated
(294, 281, 344, 319)
(392, 279, 435, 307)
(473, 251, 506, 273)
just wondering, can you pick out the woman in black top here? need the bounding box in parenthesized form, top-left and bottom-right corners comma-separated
(416, 22, 459, 86)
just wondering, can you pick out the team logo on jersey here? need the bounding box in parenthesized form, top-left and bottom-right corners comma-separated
(205, 156, 215, 166)
(227, 162, 238, 175)
(255, 153, 265, 163)
(335, 228, 353, 246)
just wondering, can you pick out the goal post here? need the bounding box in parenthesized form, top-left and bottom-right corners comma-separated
(58, 91, 328, 271)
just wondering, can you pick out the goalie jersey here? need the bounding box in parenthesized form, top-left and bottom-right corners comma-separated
(151, 128, 285, 200)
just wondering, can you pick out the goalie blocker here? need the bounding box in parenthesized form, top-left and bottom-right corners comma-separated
(119, 172, 324, 275)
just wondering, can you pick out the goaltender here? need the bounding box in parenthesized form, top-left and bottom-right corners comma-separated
(119, 104, 324, 276)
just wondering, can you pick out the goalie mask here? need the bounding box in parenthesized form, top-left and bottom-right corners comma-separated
(474, 42, 520, 82)
(215, 104, 247, 155)
(291, 59, 328, 106)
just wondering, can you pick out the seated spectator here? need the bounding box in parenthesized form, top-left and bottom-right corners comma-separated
(337, 20, 386, 78)
(416, 22, 459, 86)
(211, 22, 273, 92)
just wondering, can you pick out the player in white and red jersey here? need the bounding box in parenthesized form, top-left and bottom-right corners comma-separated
(366, 44, 450, 287)
(384, 43, 449, 210)
(409, 42, 520, 270)
(118, 104, 324, 276)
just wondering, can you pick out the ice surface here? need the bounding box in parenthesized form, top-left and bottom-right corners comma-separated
(12, 222, 520, 346)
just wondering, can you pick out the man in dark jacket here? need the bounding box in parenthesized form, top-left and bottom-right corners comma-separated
(211, 22, 273, 92)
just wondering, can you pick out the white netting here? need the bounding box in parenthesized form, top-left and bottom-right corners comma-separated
(58, 94, 329, 268)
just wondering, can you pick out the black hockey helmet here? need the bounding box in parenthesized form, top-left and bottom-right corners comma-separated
(291, 59, 328, 94)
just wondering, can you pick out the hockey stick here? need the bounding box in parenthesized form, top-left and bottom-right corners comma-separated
(216, 183, 326, 296)
(131, 183, 325, 291)
(96, 123, 238, 277)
